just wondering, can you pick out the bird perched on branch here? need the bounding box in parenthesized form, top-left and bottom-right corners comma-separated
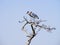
(26, 11, 39, 19)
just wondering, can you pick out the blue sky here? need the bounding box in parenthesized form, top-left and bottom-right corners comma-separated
(0, 0, 60, 45)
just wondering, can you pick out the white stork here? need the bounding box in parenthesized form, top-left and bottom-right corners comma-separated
(26, 11, 40, 31)
(26, 11, 40, 28)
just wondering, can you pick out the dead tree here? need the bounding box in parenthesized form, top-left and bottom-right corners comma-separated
(19, 15, 56, 45)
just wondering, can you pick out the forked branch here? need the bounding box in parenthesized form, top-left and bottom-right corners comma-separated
(19, 16, 56, 45)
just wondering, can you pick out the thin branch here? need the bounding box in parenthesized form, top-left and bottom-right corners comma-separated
(21, 22, 28, 34)
(27, 25, 36, 45)
(35, 24, 56, 34)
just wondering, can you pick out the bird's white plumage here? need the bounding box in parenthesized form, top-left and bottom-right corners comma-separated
(26, 11, 39, 25)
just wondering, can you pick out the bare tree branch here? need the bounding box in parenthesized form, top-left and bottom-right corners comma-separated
(19, 16, 56, 45)
(26, 25, 36, 45)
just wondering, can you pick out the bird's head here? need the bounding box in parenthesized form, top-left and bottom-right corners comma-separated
(26, 11, 32, 16)
(26, 11, 29, 14)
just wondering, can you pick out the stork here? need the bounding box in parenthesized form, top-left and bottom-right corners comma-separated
(26, 11, 40, 30)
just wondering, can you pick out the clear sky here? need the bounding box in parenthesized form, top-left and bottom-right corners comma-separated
(0, 0, 60, 45)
